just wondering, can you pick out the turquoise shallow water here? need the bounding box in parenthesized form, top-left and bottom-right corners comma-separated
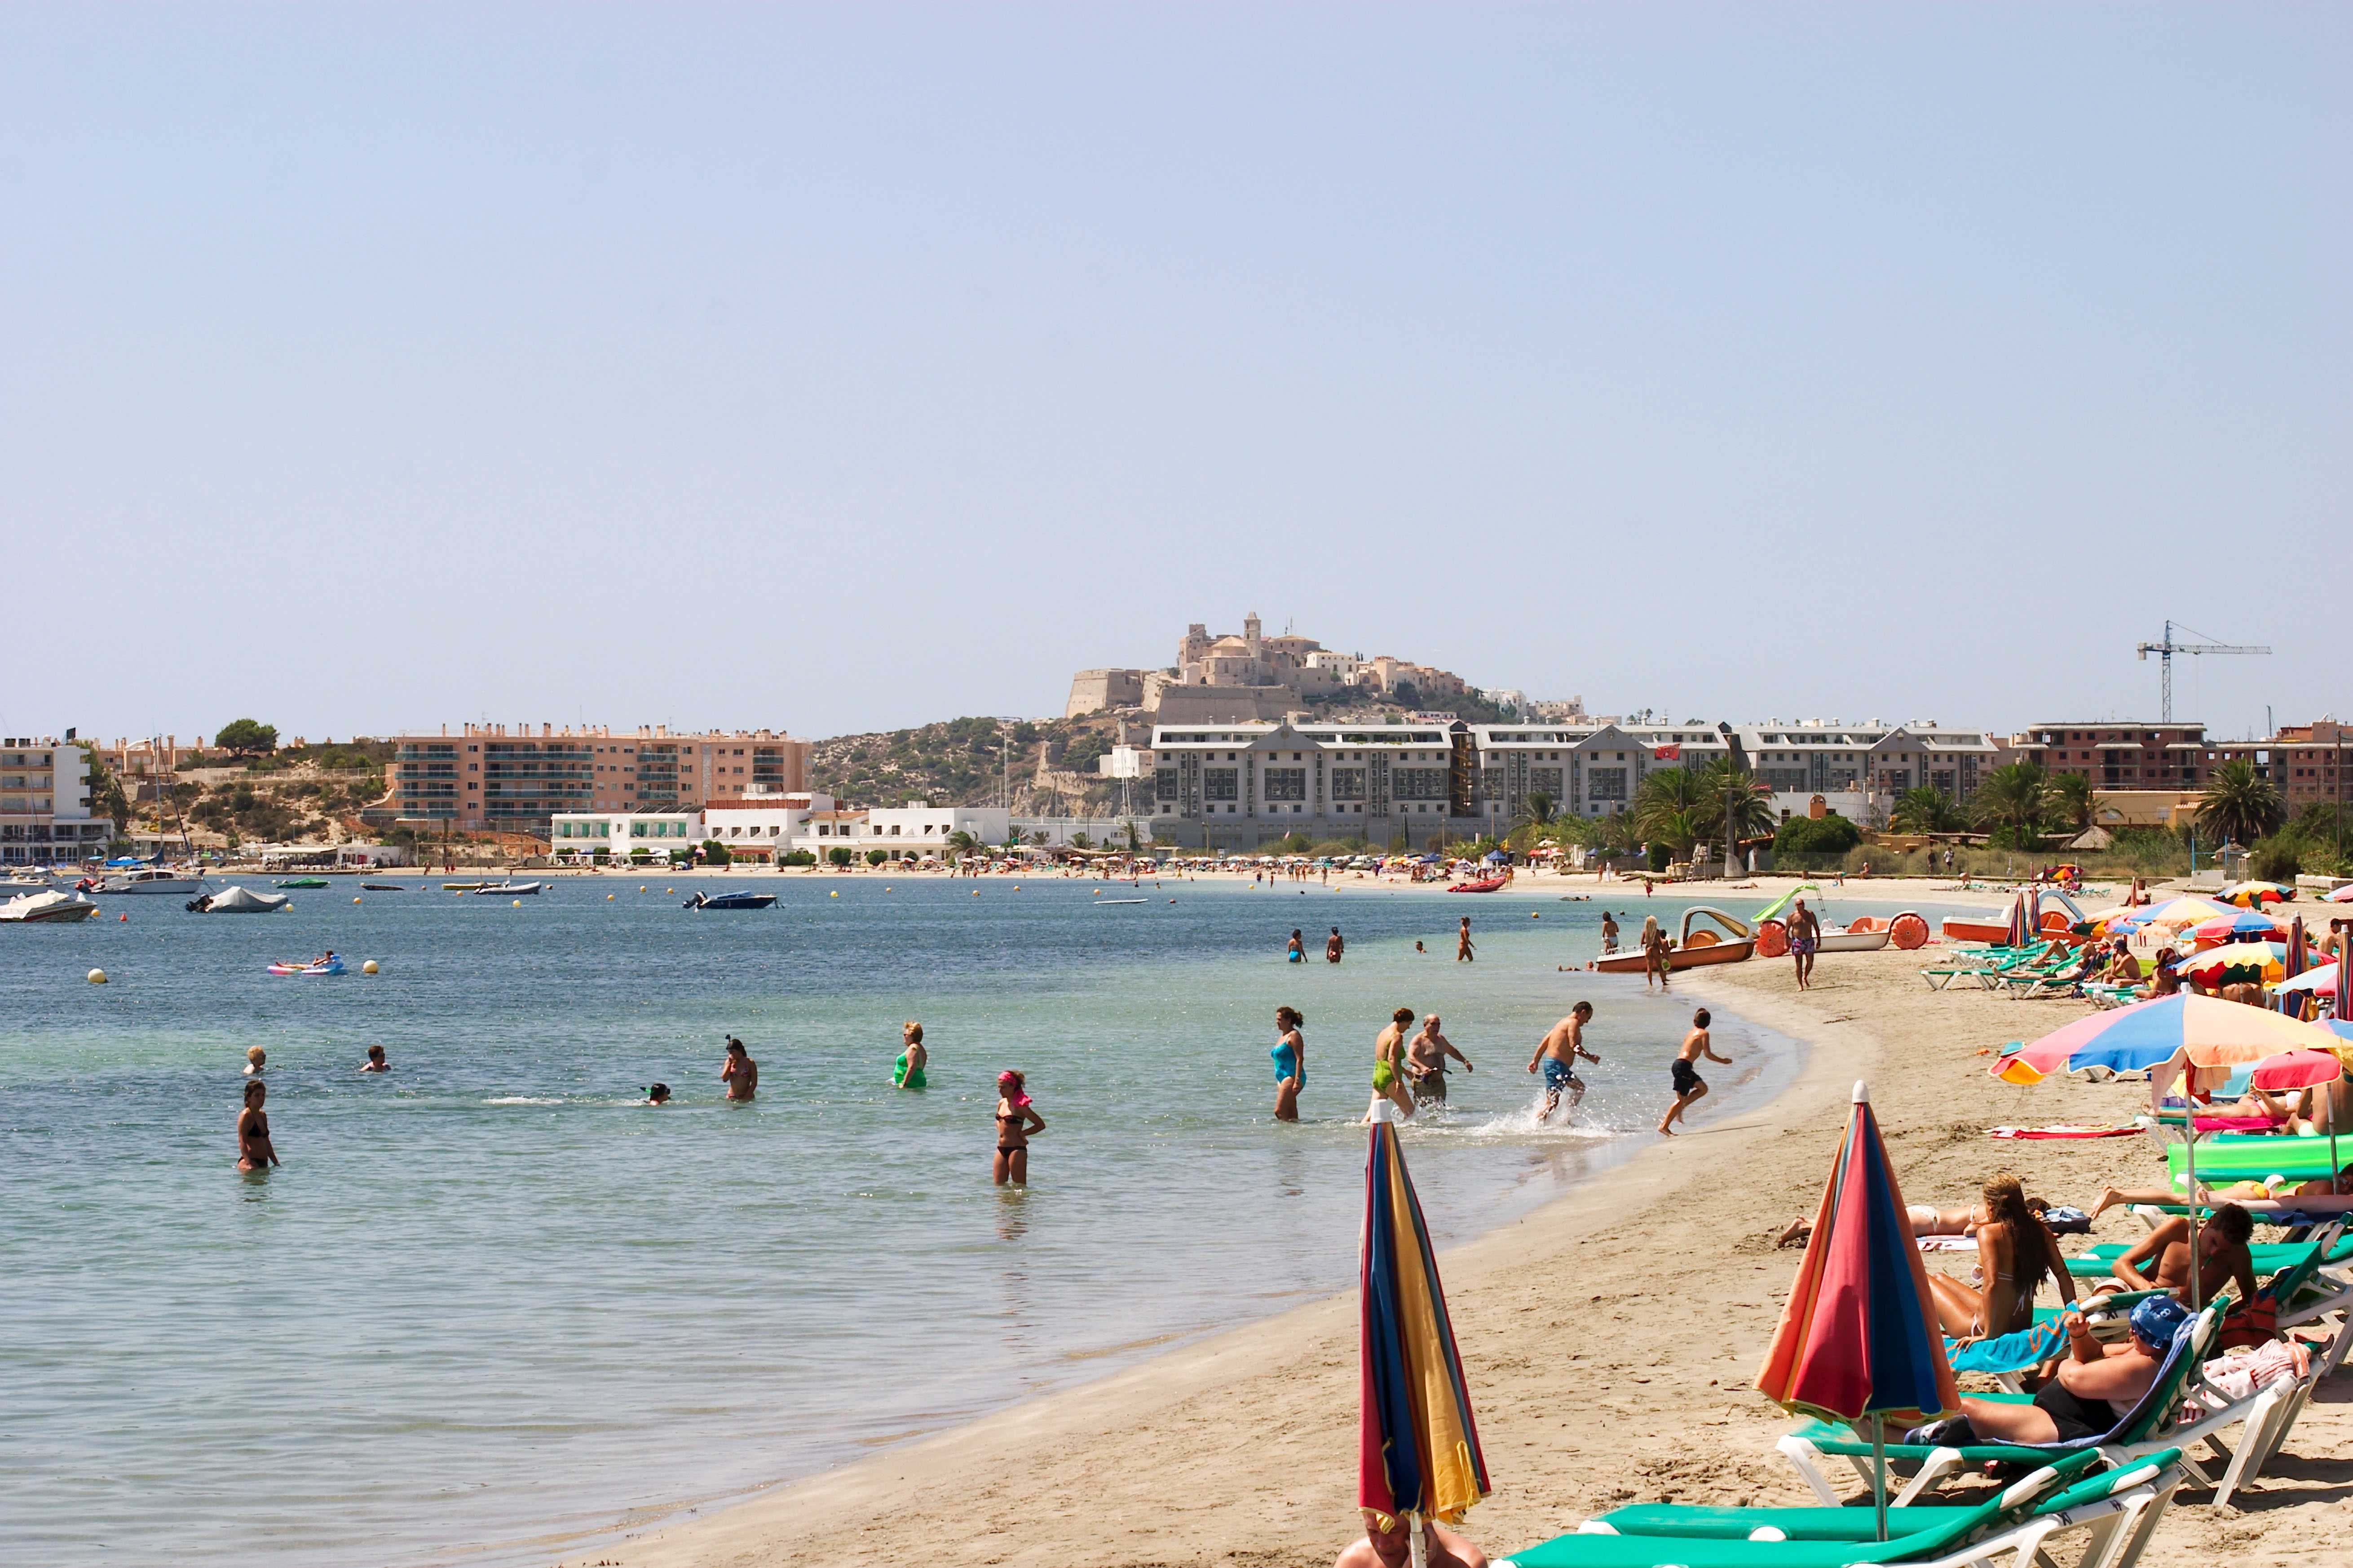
(0, 875, 1926, 1566)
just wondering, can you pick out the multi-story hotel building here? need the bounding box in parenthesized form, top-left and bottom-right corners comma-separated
(2203, 720, 2349, 811)
(2009, 722, 2209, 790)
(1140, 717, 1997, 848)
(1, 734, 109, 866)
(390, 724, 809, 835)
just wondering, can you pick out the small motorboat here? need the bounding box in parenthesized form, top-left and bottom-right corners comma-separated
(1444, 875, 1509, 893)
(685, 889, 777, 910)
(1592, 906, 1757, 973)
(189, 886, 293, 914)
(267, 957, 348, 976)
(361, 883, 406, 892)
(0, 888, 102, 923)
(92, 867, 204, 896)
(472, 881, 544, 896)
(276, 877, 331, 889)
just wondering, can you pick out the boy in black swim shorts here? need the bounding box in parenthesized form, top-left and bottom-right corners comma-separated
(1658, 1007, 1731, 1136)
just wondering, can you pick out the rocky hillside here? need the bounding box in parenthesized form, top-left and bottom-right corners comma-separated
(808, 715, 1132, 815)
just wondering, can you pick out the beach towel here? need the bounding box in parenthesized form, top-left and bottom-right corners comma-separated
(2192, 1338, 2305, 1411)
(1947, 1320, 2067, 1375)
(1987, 1125, 2140, 1140)
(1916, 1236, 1977, 1252)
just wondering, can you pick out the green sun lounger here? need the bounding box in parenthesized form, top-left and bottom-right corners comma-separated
(2162, 1140, 2343, 1184)
(1502, 1449, 2187, 1568)
(1776, 1310, 2213, 1508)
(2064, 1238, 2323, 1281)
(1499, 1450, 2101, 1566)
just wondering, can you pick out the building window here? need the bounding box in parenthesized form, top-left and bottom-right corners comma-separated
(1205, 769, 1239, 802)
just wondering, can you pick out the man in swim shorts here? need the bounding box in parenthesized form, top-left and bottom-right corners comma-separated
(1599, 911, 1619, 954)
(1658, 1008, 1731, 1135)
(1527, 1002, 1598, 1118)
(1406, 1014, 1473, 1104)
(1788, 899, 1819, 990)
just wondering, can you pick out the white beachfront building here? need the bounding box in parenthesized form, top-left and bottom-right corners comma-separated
(548, 809, 702, 861)
(786, 801, 1010, 859)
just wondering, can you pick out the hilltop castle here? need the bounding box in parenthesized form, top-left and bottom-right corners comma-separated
(1066, 613, 1473, 723)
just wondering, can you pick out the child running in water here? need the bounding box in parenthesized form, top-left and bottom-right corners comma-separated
(1658, 1008, 1731, 1135)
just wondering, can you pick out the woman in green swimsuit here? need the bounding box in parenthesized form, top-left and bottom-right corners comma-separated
(893, 1021, 929, 1090)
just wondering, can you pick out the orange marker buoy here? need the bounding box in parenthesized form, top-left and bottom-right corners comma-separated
(119, 913, 128, 922)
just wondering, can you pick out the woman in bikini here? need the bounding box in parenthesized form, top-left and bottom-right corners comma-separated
(1271, 1007, 1307, 1122)
(237, 1080, 279, 1172)
(993, 1070, 1046, 1185)
(1927, 1175, 2076, 1343)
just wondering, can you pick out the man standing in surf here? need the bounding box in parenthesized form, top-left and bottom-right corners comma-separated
(1658, 1008, 1731, 1135)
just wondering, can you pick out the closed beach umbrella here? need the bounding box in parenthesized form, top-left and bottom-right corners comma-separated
(2176, 941, 2292, 987)
(2004, 891, 2031, 948)
(1756, 1082, 1956, 1540)
(2287, 915, 2306, 979)
(1359, 1120, 1490, 1558)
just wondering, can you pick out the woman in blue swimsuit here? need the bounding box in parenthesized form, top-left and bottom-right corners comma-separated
(1271, 1006, 1307, 1122)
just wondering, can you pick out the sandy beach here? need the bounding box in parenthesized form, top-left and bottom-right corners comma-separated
(583, 920, 2352, 1568)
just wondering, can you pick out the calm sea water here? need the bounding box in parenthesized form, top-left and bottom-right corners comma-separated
(0, 875, 1944, 1566)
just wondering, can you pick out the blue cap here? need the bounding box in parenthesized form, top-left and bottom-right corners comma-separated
(2130, 1294, 2190, 1347)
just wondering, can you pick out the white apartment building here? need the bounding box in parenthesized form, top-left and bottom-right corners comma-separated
(548, 810, 702, 860)
(792, 802, 1010, 857)
(1, 735, 108, 866)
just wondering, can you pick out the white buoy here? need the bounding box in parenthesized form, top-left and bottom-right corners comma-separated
(88, 968, 107, 984)
(362, 959, 380, 975)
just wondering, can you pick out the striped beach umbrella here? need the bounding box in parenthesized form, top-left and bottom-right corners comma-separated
(1360, 1120, 1490, 1550)
(1993, 994, 2346, 1085)
(2287, 915, 2306, 979)
(2177, 941, 2293, 987)
(1757, 1082, 1956, 1540)
(2188, 910, 2291, 948)
(2219, 880, 2295, 908)
(2116, 894, 2238, 932)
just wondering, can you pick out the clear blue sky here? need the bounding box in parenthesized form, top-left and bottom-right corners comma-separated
(4, 4, 2344, 745)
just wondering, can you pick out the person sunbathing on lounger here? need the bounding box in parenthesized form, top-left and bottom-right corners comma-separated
(1907, 1295, 2187, 1449)
(1777, 1180, 2056, 1253)
(2106, 1202, 2261, 1305)
(1924, 1176, 2078, 1343)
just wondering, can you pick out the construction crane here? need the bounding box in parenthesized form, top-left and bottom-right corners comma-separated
(2135, 621, 2269, 723)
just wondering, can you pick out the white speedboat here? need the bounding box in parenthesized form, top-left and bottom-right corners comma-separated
(472, 881, 544, 896)
(91, 868, 204, 896)
(0, 888, 102, 923)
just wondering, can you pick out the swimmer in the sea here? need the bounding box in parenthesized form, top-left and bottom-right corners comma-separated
(1407, 1013, 1473, 1104)
(237, 1080, 279, 1171)
(720, 1036, 757, 1101)
(1287, 928, 1306, 963)
(243, 1046, 267, 1076)
(893, 1021, 928, 1090)
(994, 1070, 1045, 1184)
(358, 1044, 389, 1073)
(1369, 1007, 1417, 1120)
(645, 1082, 672, 1104)
(1272, 1006, 1307, 1121)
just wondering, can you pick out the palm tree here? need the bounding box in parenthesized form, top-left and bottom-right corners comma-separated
(1519, 791, 1558, 830)
(1633, 766, 1708, 841)
(1646, 808, 1705, 863)
(1695, 757, 1776, 846)
(946, 830, 979, 861)
(2046, 772, 2093, 833)
(1968, 762, 2052, 846)
(1889, 786, 1964, 835)
(2198, 758, 2285, 847)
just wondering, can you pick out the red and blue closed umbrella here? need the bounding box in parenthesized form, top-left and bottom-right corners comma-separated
(1360, 1120, 1490, 1541)
(1757, 1082, 1957, 1537)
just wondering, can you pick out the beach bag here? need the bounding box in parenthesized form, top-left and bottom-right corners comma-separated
(2217, 1301, 2278, 1351)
